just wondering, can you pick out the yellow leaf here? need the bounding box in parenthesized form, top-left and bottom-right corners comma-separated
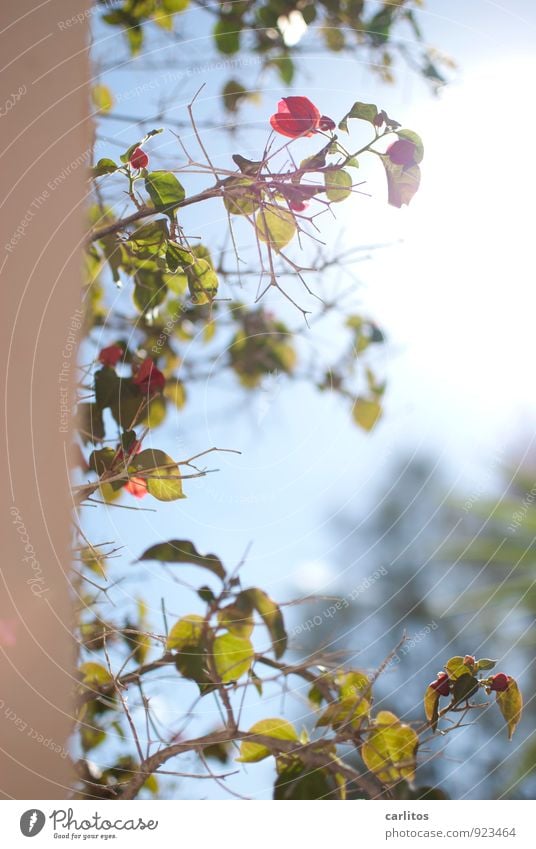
(212, 632, 254, 682)
(91, 84, 114, 114)
(496, 677, 523, 740)
(256, 205, 296, 251)
(362, 712, 418, 784)
(166, 614, 204, 650)
(423, 685, 440, 731)
(237, 718, 298, 763)
(352, 397, 382, 431)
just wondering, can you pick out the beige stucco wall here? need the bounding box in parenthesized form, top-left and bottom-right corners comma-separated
(0, 0, 91, 798)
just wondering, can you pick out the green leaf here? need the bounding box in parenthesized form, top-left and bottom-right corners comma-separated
(271, 55, 294, 85)
(380, 157, 421, 208)
(133, 449, 185, 501)
(352, 397, 382, 431)
(78, 402, 105, 444)
(109, 378, 144, 429)
(81, 724, 106, 752)
(127, 220, 169, 257)
(99, 234, 125, 283)
(423, 685, 440, 731)
(324, 169, 352, 202)
(91, 83, 114, 114)
(94, 366, 120, 409)
(164, 378, 187, 409)
(256, 205, 296, 251)
(212, 632, 254, 682)
(222, 80, 248, 113)
(496, 677, 523, 740)
(451, 673, 479, 706)
(339, 101, 378, 132)
(166, 614, 204, 650)
(239, 587, 287, 659)
(476, 658, 497, 671)
(185, 245, 219, 304)
(217, 603, 254, 638)
(144, 171, 185, 212)
(162, 0, 190, 12)
(237, 718, 298, 763)
(444, 656, 472, 680)
(274, 756, 344, 799)
(317, 695, 370, 731)
(214, 19, 241, 54)
(203, 738, 230, 764)
(223, 176, 259, 216)
(92, 158, 119, 177)
(88, 447, 116, 477)
(337, 670, 370, 698)
(362, 711, 418, 784)
(133, 268, 168, 314)
(165, 241, 193, 272)
(139, 539, 225, 580)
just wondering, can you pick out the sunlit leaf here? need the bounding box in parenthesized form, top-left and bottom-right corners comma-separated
(79, 662, 112, 687)
(324, 169, 352, 202)
(256, 205, 296, 251)
(223, 176, 259, 216)
(352, 397, 382, 431)
(239, 587, 287, 658)
(476, 658, 497, 672)
(91, 83, 114, 114)
(338, 101, 378, 132)
(212, 632, 254, 682)
(133, 448, 185, 501)
(423, 685, 440, 731)
(166, 614, 204, 650)
(145, 171, 185, 212)
(92, 158, 119, 177)
(361, 711, 418, 784)
(496, 677, 523, 740)
(237, 718, 298, 763)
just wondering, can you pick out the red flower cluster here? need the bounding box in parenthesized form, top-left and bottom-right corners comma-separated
(429, 671, 450, 697)
(129, 147, 149, 170)
(133, 357, 166, 395)
(489, 673, 509, 692)
(98, 343, 123, 367)
(270, 97, 335, 139)
(124, 476, 148, 498)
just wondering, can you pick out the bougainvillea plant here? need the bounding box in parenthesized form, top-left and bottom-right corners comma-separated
(71, 84, 522, 803)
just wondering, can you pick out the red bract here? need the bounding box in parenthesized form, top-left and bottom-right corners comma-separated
(98, 344, 123, 367)
(319, 115, 336, 132)
(129, 147, 149, 169)
(387, 139, 416, 167)
(270, 97, 321, 138)
(489, 673, 509, 692)
(133, 358, 166, 395)
(429, 672, 450, 697)
(289, 199, 308, 212)
(124, 476, 148, 498)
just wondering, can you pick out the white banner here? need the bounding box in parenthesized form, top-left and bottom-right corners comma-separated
(2, 800, 534, 848)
